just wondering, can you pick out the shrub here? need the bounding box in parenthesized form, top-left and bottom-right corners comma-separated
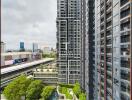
(65, 92, 73, 99)
(79, 93, 86, 100)
(73, 82, 81, 98)
(41, 86, 55, 100)
(58, 83, 74, 88)
(59, 86, 73, 99)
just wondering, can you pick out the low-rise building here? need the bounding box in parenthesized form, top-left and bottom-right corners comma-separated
(33, 63, 58, 85)
(1, 52, 42, 67)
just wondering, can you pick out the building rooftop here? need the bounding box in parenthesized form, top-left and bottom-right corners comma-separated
(1, 52, 32, 56)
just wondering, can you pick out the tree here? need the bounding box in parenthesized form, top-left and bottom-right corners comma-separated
(73, 82, 81, 98)
(3, 75, 32, 100)
(79, 93, 86, 100)
(41, 86, 55, 100)
(26, 80, 43, 100)
(42, 53, 56, 58)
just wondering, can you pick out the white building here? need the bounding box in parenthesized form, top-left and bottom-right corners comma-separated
(33, 63, 58, 85)
(42, 47, 51, 54)
(1, 52, 32, 67)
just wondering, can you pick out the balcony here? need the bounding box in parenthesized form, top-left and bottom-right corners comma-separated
(101, 17, 104, 24)
(107, 74, 112, 81)
(106, 21, 112, 28)
(106, 11, 112, 20)
(101, 76, 104, 83)
(120, 5, 130, 19)
(106, 39, 112, 45)
(120, 18, 130, 31)
(101, 32, 104, 38)
(106, 2, 112, 11)
(121, 82, 130, 96)
(106, 47, 112, 53)
(107, 81, 112, 89)
(101, 90, 104, 97)
(121, 34, 130, 43)
(100, 25, 104, 31)
(121, 57, 130, 69)
(100, 63, 104, 68)
(120, 70, 130, 81)
(101, 9, 104, 15)
(107, 65, 112, 71)
(100, 1, 104, 9)
(101, 40, 104, 45)
(120, 44, 130, 56)
(120, 0, 129, 7)
(101, 70, 104, 75)
(121, 93, 130, 100)
(101, 48, 104, 53)
(106, 30, 112, 36)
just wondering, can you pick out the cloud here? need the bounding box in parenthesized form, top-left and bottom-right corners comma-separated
(1, 0, 57, 50)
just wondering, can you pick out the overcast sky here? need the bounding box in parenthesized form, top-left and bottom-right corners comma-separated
(1, 0, 57, 50)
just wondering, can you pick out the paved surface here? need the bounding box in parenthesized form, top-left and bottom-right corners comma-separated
(1, 94, 6, 100)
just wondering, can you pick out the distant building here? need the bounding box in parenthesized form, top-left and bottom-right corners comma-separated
(1, 52, 32, 67)
(42, 47, 51, 54)
(32, 43, 38, 52)
(20, 42, 25, 51)
(1, 42, 5, 53)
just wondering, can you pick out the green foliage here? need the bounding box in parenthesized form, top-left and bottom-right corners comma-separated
(42, 53, 56, 58)
(3, 75, 32, 100)
(59, 83, 74, 88)
(79, 93, 86, 100)
(73, 82, 81, 98)
(26, 80, 43, 100)
(65, 92, 73, 99)
(41, 86, 55, 100)
(59, 86, 73, 99)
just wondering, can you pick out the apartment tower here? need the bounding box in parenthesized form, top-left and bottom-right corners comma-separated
(84, 0, 97, 100)
(96, 0, 132, 100)
(56, 0, 82, 84)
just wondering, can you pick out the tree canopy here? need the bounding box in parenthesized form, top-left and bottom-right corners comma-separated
(42, 53, 56, 58)
(3, 75, 32, 100)
(41, 86, 55, 100)
(26, 80, 43, 100)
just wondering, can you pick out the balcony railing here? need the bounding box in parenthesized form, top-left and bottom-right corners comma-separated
(120, 8, 130, 19)
(121, 21, 130, 31)
(121, 82, 130, 93)
(106, 2, 112, 10)
(121, 0, 129, 6)
(121, 58, 130, 68)
(121, 34, 130, 43)
(121, 70, 130, 81)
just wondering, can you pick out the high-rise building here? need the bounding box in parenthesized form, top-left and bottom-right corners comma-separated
(20, 42, 25, 51)
(96, 0, 132, 100)
(83, 0, 97, 99)
(32, 43, 38, 52)
(56, 0, 82, 84)
(1, 42, 5, 53)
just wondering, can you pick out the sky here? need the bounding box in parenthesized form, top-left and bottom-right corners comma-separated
(1, 0, 57, 50)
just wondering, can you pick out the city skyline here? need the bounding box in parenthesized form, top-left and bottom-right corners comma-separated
(1, 0, 57, 49)
(1, 0, 132, 100)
